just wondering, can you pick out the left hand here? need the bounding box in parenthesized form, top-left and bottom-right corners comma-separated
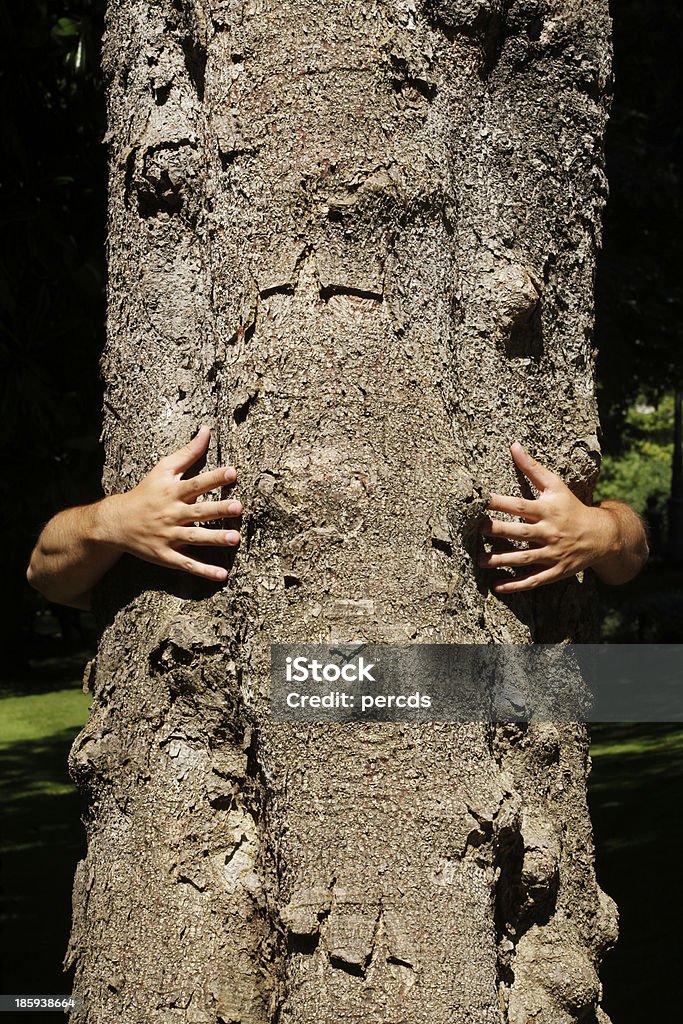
(478, 441, 617, 593)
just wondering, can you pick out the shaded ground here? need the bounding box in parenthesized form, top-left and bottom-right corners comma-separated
(589, 722, 683, 1021)
(0, 648, 91, 1021)
(1, 590, 682, 1021)
(597, 561, 683, 642)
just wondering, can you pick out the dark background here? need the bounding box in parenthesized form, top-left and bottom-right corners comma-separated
(0, 1, 682, 1020)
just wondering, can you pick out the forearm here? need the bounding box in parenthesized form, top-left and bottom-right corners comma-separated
(588, 499, 649, 585)
(26, 496, 125, 610)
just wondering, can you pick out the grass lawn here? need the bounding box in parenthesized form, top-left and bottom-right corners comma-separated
(589, 722, 683, 1021)
(1, 672, 682, 1022)
(0, 682, 91, 1011)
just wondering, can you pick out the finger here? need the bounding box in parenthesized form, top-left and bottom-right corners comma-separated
(179, 467, 237, 501)
(182, 498, 243, 523)
(479, 546, 552, 569)
(492, 566, 562, 594)
(480, 517, 539, 541)
(163, 425, 212, 475)
(164, 551, 229, 582)
(487, 493, 541, 520)
(172, 526, 240, 547)
(510, 441, 560, 492)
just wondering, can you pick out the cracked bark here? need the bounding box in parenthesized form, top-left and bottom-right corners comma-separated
(67, 1, 617, 1022)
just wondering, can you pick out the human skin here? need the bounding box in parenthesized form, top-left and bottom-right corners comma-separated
(479, 441, 650, 593)
(26, 425, 241, 611)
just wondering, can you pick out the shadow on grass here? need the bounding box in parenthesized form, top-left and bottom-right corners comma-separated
(0, 727, 86, 1013)
(2, 679, 682, 1024)
(589, 722, 683, 1022)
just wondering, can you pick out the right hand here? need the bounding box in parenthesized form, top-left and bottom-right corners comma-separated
(100, 425, 242, 582)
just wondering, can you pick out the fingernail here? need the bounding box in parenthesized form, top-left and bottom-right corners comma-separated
(224, 468, 236, 481)
(215, 567, 228, 580)
(228, 500, 243, 514)
(226, 531, 241, 544)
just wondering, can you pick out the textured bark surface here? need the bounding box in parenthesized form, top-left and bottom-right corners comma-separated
(67, 2, 618, 1021)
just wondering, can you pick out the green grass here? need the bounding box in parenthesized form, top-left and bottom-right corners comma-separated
(589, 722, 683, 1020)
(0, 682, 90, 1010)
(1, 678, 682, 1023)
(0, 689, 92, 826)
(0, 689, 90, 744)
(590, 723, 683, 759)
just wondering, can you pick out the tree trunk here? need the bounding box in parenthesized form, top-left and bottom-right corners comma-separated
(66, 1, 617, 1021)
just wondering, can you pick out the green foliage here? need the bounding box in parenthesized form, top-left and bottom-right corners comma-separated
(50, 10, 99, 75)
(595, 394, 673, 514)
(51, 16, 80, 38)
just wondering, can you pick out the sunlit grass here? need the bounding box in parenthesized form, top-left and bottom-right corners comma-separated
(591, 724, 683, 758)
(1, 683, 681, 1022)
(0, 682, 91, 999)
(0, 688, 90, 742)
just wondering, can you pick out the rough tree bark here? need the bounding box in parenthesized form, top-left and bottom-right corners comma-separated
(66, 1, 618, 1022)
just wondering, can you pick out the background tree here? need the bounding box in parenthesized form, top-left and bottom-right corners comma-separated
(63, 0, 619, 1021)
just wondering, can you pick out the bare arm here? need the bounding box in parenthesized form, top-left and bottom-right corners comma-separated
(586, 498, 650, 585)
(478, 442, 649, 593)
(26, 426, 242, 610)
(26, 499, 128, 611)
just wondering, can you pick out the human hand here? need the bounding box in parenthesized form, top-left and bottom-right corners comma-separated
(98, 425, 242, 582)
(478, 441, 618, 593)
